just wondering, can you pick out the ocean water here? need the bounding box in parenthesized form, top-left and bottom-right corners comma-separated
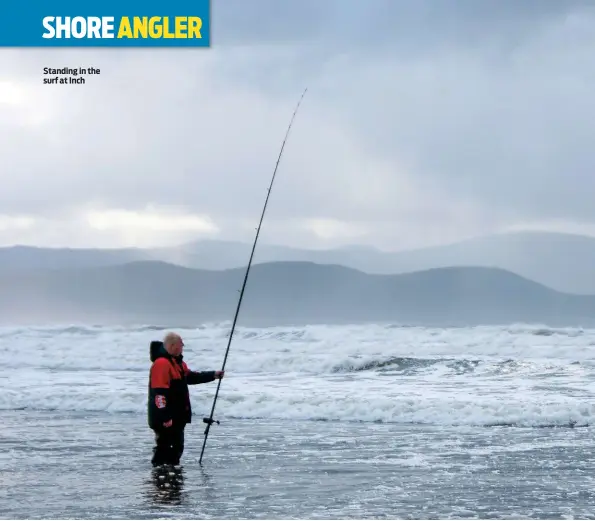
(2, 322, 595, 519)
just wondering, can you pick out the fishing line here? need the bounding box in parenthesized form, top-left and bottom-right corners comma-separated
(199, 87, 308, 465)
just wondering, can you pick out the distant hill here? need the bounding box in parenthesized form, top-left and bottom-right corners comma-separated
(1, 231, 595, 294)
(0, 261, 593, 327)
(0, 245, 152, 269)
(160, 231, 595, 295)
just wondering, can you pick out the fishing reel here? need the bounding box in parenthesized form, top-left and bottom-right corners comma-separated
(202, 417, 220, 435)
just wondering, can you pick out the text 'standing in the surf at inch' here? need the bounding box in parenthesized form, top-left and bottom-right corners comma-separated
(43, 67, 101, 85)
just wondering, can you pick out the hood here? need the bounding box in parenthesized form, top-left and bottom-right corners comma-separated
(149, 340, 184, 363)
(150, 340, 168, 362)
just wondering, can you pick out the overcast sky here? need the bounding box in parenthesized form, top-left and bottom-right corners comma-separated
(1, 0, 595, 251)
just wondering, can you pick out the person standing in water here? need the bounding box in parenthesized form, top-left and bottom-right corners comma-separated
(148, 331, 224, 467)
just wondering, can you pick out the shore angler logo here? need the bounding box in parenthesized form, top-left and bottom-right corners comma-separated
(0, 0, 211, 47)
(41, 15, 204, 40)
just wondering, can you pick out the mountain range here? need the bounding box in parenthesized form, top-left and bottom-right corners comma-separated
(1, 230, 594, 294)
(0, 259, 594, 327)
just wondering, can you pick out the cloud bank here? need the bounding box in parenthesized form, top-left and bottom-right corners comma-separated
(1, 0, 595, 250)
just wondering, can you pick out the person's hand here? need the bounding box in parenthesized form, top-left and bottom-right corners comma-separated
(163, 419, 172, 428)
(215, 370, 224, 379)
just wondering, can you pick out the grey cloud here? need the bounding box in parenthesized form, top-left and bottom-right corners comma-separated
(1, 0, 595, 249)
(332, 16, 595, 223)
(213, 0, 594, 51)
(210, 1, 595, 225)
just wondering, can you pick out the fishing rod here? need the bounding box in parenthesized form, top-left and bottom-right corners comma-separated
(198, 87, 308, 465)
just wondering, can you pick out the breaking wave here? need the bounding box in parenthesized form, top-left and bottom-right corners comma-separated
(2, 322, 595, 428)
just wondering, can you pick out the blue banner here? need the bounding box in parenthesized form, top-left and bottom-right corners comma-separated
(0, 0, 211, 47)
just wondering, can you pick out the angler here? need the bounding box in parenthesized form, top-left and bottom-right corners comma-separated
(148, 331, 223, 467)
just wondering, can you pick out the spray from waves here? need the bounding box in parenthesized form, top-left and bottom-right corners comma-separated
(331, 356, 441, 373)
(5, 321, 595, 377)
(6, 350, 551, 379)
(0, 322, 224, 338)
(4, 321, 595, 430)
(3, 383, 593, 429)
(383, 322, 588, 337)
(0, 321, 591, 338)
(502, 323, 587, 338)
(329, 356, 484, 375)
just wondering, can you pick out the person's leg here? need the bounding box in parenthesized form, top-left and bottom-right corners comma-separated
(152, 426, 185, 466)
(170, 426, 185, 465)
(152, 429, 175, 466)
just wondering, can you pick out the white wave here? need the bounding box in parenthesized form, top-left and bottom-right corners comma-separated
(3, 322, 595, 426)
(4, 322, 595, 373)
(3, 373, 594, 427)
